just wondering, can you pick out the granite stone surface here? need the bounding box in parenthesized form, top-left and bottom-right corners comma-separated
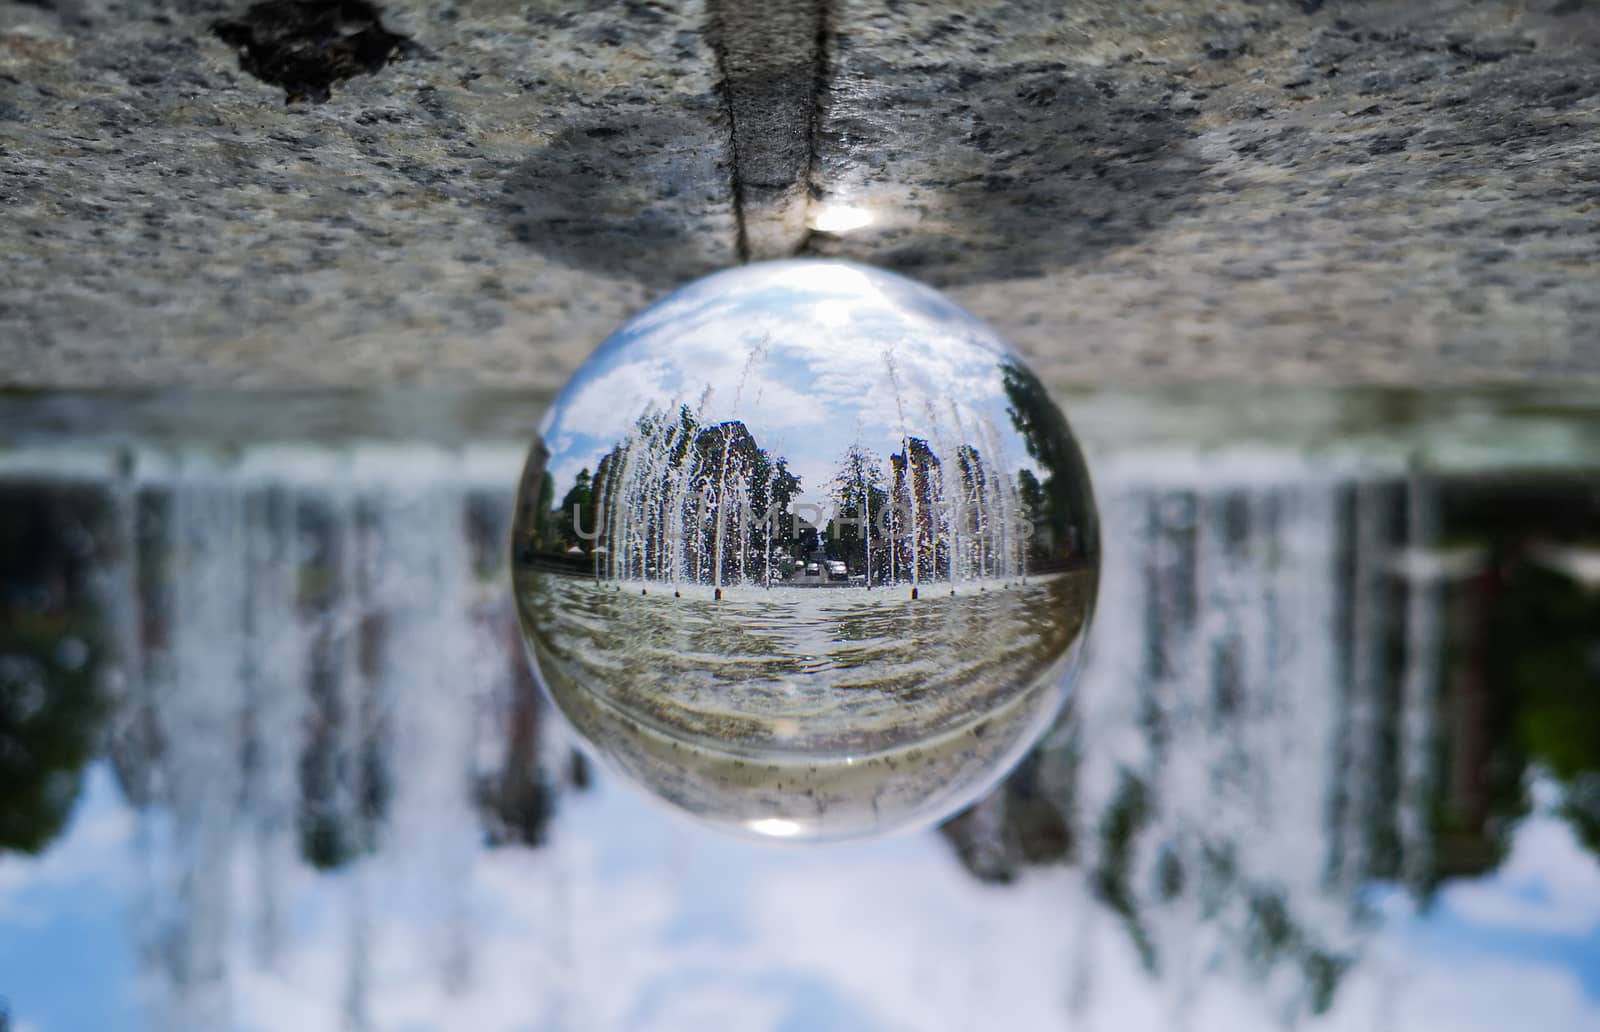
(1, 0, 1597, 388)
(807, 0, 1600, 383)
(1, 0, 739, 388)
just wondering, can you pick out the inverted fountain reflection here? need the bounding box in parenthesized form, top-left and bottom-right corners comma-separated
(511, 261, 1099, 840)
(3, 422, 1598, 1031)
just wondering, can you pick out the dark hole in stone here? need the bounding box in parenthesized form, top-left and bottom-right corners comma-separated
(212, 0, 415, 104)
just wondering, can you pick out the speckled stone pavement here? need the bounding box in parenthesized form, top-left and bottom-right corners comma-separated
(2, 0, 1597, 389)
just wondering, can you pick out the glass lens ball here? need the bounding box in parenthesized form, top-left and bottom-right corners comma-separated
(512, 260, 1099, 841)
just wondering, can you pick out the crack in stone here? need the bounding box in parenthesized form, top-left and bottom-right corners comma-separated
(705, 0, 829, 261)
(707, 2, 753, 264)
(796, 0, 835, 259)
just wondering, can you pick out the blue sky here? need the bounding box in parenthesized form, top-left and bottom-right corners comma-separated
(535, 261, 1043, 510)
(0, 767, 138, 1032)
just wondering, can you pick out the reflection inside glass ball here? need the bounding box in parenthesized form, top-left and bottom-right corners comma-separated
(512, 260, 1099, 841)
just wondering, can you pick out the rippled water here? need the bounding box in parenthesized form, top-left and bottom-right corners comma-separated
(518, 573, 1092, 838)
(521, 575, 1091, 746)
(0, 389, 1597, 1032)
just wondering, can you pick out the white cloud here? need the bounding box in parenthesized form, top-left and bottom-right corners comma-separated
(1442, 815, 1600, 938)
(1325, 945, 1600, 1032)
(535, 262, 1043, 513)
(549, 356, 680, 440)
(0, 767, 134, 927)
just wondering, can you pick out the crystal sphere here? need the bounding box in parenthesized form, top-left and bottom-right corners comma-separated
(512, 260, 1098, 841)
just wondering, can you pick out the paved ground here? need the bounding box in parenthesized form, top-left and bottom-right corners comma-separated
(2, 0, 1597, 389)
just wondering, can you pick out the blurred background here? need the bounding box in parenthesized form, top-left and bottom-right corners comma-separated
(1, 388, 1597, 1031)
(4, 0, 1600, 1027)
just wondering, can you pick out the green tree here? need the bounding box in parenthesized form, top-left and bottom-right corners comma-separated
(0, 486, 110, 856)
(1000, 359, 1098, 563)
(831, 444, 887, 580)
(555, 468, 594, 550)
(1490, 559, 1600, 857)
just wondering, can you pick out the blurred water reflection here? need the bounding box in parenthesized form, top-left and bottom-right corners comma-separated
(1, 391, 1597, 1032)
